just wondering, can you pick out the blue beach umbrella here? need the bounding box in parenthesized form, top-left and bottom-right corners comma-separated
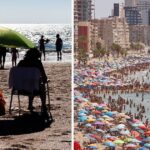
(139, 147, 149, 150)
(143, 137, 150, 142)
(144, 143, 150, 148)
(79, 116, 88, 122)
(104, 142, 116, 147)
(87, 145, 97, 149)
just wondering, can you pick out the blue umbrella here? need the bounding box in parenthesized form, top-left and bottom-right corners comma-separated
(105, 111, 114, 117)
(87, 146, 97, 149)
(78, 112, 86, 117)
(104, 142, 116, 147)
(144, 143, 150, 148)
(143, 137, 150, 142)
(79, 116, 88, 122)
(139, 147, 149, 150)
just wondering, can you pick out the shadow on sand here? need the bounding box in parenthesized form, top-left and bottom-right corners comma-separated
(0, 112, 53, 136)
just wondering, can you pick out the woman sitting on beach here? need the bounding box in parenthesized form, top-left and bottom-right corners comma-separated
(17, 48, 49, 119)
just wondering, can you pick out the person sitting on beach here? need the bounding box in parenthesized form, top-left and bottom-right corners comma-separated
(0, 46, 7, 69)
(55, 34, 63, 61)
(11, 48, 19, 67)
(17, 48, 49, 119)
(38, 35, 49, 61)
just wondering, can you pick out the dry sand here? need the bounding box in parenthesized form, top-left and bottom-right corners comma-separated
(0, 62, 71, 150)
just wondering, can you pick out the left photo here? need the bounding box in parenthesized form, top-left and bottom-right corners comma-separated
(0, 0, 72, 149)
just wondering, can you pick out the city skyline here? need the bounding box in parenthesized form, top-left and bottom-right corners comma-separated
(0, 0, 71, 24)
(95, 0, 124, 18)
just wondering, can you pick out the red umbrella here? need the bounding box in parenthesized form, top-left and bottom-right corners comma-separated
(139, 125, 147, 130)
(131, 130, 140, 138)
(145, 131, 150, 136)
(90, 134, 102, 142)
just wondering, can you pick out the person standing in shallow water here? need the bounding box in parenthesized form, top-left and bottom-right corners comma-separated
(38, 35, 49, 61)
(55, 34, 63, 61)
(11, 48, 19, 67)
(0, 46, 7, 69)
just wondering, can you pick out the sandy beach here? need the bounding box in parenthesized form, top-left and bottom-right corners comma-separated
(0, 62, 71, 150)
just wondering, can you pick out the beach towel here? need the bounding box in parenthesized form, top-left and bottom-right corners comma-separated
(9, 67, 41, 93)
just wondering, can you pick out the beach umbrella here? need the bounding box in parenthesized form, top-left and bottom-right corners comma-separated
(139, 125, 147, 130)
(139, 147, 149, 150)
(104, 142, 116, 147)
(144, 143, 150, 148)
(130, 139, 141, 143)
(114, 139, 124, 145)
(131, 130, 140, 138)
(93, 121, 105, 126)
(85, 123, 92, 127)
(90, 134, 102, 142)
(116, 124, 126, 129)
(143, 137, 150, 142)
(120, 130, 130, 135)
(145, 131, 150, 136)
(0, 27, 35, 48)
(125, 143, 137, 148)
(79, 116, 88, 122)
(87, 144, 98, 149)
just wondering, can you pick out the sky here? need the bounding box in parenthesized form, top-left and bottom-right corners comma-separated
(95, 0, 124, 19)
(0, 0, 71, 24)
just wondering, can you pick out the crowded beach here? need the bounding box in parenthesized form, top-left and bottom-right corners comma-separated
(74, 54, 150, 150)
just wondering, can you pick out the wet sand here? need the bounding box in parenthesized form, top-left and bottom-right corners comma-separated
(0, 62, 71, 150)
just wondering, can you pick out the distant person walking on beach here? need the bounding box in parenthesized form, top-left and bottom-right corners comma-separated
(11, 48, 19, 67)
(38, 35, 49, 61)
(0, 46, 7, 69)
(55, 34, 63, 61)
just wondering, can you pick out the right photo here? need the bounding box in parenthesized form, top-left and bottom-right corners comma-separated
(74, 0, 150, 149)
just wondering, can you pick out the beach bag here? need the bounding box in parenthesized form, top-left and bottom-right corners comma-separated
(0, 90, 6, 115)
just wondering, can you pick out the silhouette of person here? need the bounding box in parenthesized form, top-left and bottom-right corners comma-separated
(11, 48, 19, 67)
(0, 46, 7, 69)
(17, 48, 49, 120)
(55, 34, 63, 61)
(38, 35, 49, 61)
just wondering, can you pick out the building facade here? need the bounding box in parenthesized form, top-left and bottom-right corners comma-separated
(94, 17, 130, 49)
(78, 22, 91, 52)
(124, 7, 142, 25)
(129, 25, 150, 46)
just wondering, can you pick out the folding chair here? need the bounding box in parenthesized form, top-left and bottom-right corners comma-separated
(8, 67, 53, 120)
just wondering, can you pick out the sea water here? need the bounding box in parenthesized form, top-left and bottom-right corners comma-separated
(0, 24, 72, 62)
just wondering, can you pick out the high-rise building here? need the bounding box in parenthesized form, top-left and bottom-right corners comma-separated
(124, 7, 142, 25)
(114, 3, 120, 16)
(125, 0, 138, 7)
(112, 3, 125, 18)
(74, 0, 95, 53)
(137, 0, 150, 25)
(124, 0, 150, 25)
(129, 25, 150, 46)
(74, 0, 94, 22)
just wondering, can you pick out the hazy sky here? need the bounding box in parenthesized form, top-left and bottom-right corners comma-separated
(95, 0, 124, 18)
(0, 0, 71, 24)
